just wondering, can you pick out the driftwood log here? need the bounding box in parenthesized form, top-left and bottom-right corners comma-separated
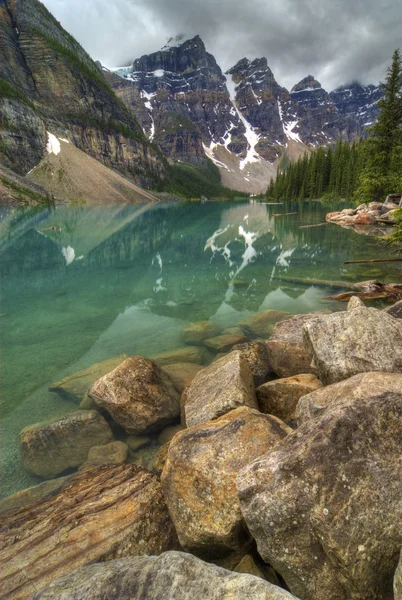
(0, 465, 179, 600)
(323, 280, 402, 302)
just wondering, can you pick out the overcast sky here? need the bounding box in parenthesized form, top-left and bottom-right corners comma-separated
(43, 0, 401, 91)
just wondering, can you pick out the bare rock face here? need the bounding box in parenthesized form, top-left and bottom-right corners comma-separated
(303, 307, 402, 385)
(257, 374, 322, 423)
(296, 371, 402, 425)
(182, 321, 221, 345)
(238, 392, 402, 600)
(395, 550, 402, 600)
(238, 309, 290, 338)
(232, 341, 274, 386)
(19, 410, 114, 478)
(265, 314, 319, 378)
(161, 407, 291, 556)
(0, 465, 179, 600)
(31, 551, 300, 600)
(162, 363, 203, 393)
(49, 355, 127, 403)
(182, 351, 258, 427)
(89, 357, 181, 434)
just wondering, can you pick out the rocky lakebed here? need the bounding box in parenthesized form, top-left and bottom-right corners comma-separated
(0, 296, 402, 600)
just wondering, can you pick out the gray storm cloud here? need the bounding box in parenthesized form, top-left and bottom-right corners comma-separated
(43, 0, 400, 91)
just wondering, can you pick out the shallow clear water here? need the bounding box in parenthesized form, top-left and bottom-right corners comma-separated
(1, 200, 401, 499)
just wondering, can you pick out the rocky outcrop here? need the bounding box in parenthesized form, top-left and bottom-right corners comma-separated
(238, 392, 402, 600)
(296, 371, 402, 425)
(182, 351, 257, 427)
(19, 410, 114, 478)
(89, 356, 181, 434)
(266, 313, 319, 378)
(0, 465, 179, 600)
(326, 197, 400, 231)
(303, 307, 402, 385)
(31, 551, 300, 600)
(257, 374, 322, 423)
(162, 407, 290, 556)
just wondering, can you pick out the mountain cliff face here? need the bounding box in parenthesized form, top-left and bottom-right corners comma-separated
(108, 36, 381, 193)
(0, 0, 165, 186)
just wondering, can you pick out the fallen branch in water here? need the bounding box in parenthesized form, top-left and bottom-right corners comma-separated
(273, 212, 298, 217)
(299, 223, 328, 229)
(344, 258, 402, 264)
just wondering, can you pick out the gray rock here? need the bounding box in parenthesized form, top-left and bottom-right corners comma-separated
(347, 296, 365, 310)
(89, 357, 181, 434)
(19, 410, 114, 478)
(265, 314, 319, 378)
(395, 550, 402, 600)
(32, 551, 300, 600)
(232, 341, 274, 386)
(182, 351, 257, 427)
(161, 407, 291, 556)
(296, 371, 402, 425)
(257, 374, 322, 423)
(303, 307, 402, 385)
(385, 299, 402, 319)
(238, 392, 402, 600)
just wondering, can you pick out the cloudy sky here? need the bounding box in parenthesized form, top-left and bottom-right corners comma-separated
(43, 0, 400, 91)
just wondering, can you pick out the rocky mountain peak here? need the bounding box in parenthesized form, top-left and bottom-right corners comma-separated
(291, 75, 322, 93)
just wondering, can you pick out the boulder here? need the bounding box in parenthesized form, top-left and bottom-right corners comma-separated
(257, 374, 322, 423)
(31, 551, 300, 600)
(19, 410, 114, 478)
(124, 435, 151, 452)
(238, 309, 290, 338)
(347, 295, 365, 310)
(182, 351, 257, 427)
(221, 326, 247, 336)
(204, 333, 248, 352)
(354, 212, 376, 225)
(150, 442, 170, 476)
(296, 371, 402, 425)
(151, 346, 211, 366)
(79, 441, 128, 470)
(161, 407, 291, 556)
(232, 341, 275, 386)
(49, 355, 127, 403)
(340, 208, 356, 216)
(238, 392, 402, 600)
(182, 321, 221, 345)
(0, 475, 71, 515)
(162, 362, 203, 393)
(89, 357, 181, 434)
(303, 307, 402, 385)
(157, 423, 185, 445)
(325, 211, 341, 222)
(385, 298, 402, 319)
(0, 466, 179, 600)
(395, 550, 402, 600)
(265, 314, 319, 378)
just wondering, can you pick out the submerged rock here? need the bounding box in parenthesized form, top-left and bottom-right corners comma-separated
(79, 441, 128, 470)
(204, 333, 249, 352)
(0, 465, 179, 600)
(238, 392, 402, 600)
(232, 341, 274, 386)
(161, 407, 290, 556)
(238, 309, 290, 338)
(162, 362, 203, 393)
(0, 476, 72, 515)
(265, 314, 319, 378)
(182, 320, 221, 345)
(152, 345, 212, 366)
(182, 351, 257, 427)
(296, 371, 402, 425)
(49, 355, 127, 403)
(303, 307, 402, 385)
(19, 410, 113, 478)
(32, 551, 300, 600)
(89, 356, 181, 434)
(257, 374, 322, 423)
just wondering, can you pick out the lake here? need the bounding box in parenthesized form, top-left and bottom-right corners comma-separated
(0, 199, 400, 499)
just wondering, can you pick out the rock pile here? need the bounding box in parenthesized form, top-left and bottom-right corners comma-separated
(2, 299, 402, 600)
(326, 195, 401, 231)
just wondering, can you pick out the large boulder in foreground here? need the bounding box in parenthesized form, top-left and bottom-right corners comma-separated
(19, 410, 113, 478)
(266, 314, 319, 378)
(89, 356, 181, 434)
(296, 371, 402, 425)
(162, 407, 290, 556)
(303, 307, 402, 385)
(257, 374, 322, 423)
(0, 466, 179, 600)
(238, 392, 402, 600)
(32, 551, 299, 600)
(181, 351, 257, 427)
(385, 298, 402, 319)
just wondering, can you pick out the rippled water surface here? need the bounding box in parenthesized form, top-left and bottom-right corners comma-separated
(1, 200, 400, 498)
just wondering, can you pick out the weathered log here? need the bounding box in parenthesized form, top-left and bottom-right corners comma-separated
(345, 258, 402, 264)
(272, 212, 298, 217)
(0, 465, 179, 600)
(299, 223, 327, 228)
(323, 281, 402, 302)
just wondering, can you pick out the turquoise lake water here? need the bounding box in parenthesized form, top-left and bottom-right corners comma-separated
(1, 200, 401, 499)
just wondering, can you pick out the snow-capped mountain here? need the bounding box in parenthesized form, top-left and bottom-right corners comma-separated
(104, 36, 381, 193)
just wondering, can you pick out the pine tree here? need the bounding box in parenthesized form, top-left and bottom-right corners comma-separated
(355, 49, 402, 202)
